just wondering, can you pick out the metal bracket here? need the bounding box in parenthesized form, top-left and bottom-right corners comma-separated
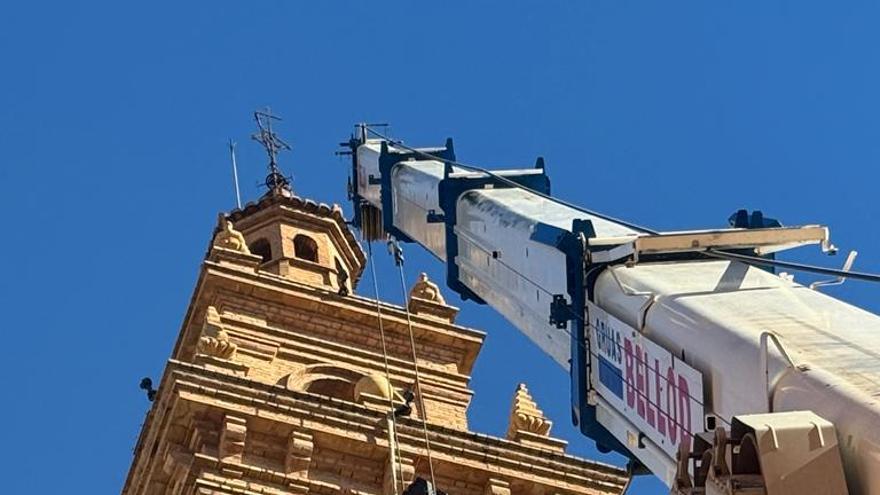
(759, 331, 796, 413)
(549, 294, 573, 329)
(426, 210, 445, 223)
(810, 250, 858, 290)
(387, 237, 404, 266)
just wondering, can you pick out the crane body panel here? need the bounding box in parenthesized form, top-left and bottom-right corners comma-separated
(355, 142, 383, 208)
(594, 261, 880, 492)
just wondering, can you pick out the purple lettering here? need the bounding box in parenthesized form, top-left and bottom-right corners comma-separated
(624, 339, 635, 408)
(678, 375, 691, 446)
(666, 366, 678, 443)
(636, 345, 645, 419)
(655, 359, 665, 437)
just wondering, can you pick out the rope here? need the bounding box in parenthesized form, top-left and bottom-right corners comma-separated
(389, 239, 438, 490)
(366, 241, 406, 495)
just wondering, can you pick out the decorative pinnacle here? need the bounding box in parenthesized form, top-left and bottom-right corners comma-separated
(251, 107, 292, 196)
(507, 383, 552, 439)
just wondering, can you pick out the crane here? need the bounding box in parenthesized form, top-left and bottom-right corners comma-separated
(341, 124, 880, 495)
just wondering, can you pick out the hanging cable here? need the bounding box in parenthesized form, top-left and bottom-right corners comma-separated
(388, 238, 438, 491)
(705, 249, 880, 284)
(366, 241, 406, 495)
(363, 126, 659, 235)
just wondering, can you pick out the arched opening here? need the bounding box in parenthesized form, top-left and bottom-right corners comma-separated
(305, 378, 355, 401)
(281, 364, 364, 402)
(335, 257, 349, 296)
(249, 238, 272, 263)
(294, 234, 319, 263)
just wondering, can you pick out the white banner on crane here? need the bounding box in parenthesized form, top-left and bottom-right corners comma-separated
(587, 301, 704, 458)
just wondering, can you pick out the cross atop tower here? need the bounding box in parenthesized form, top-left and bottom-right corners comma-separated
(252, 107, 292, 195)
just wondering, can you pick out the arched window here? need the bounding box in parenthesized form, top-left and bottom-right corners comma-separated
(249, 238, 272, 263)
(293, 234, 319, 262)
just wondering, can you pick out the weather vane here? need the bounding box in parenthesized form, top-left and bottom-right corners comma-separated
(252, 107, 292, 194)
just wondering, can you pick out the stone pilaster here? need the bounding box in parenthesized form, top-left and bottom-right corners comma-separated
(218, 415, 247, 464)
(285, 431, 314, 477)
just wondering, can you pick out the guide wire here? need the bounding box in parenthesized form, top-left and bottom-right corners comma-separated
(389, 239, 438, 491)
(705, 249, 880, 284)
(363, 126, 659, 235)
(366, 241, 406, 495)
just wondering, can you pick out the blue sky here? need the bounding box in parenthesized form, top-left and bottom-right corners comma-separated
(2, 2, 879, 493)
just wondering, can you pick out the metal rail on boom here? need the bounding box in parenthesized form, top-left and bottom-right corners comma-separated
(342, 124, 880, 495)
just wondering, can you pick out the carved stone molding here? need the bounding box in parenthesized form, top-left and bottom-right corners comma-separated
(197, 306, 237, 360)
(484, 478, 511, 495)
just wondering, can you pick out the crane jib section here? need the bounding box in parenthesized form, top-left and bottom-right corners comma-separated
(344, 128, 880, 494)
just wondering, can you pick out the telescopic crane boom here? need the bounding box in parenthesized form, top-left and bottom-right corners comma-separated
(342, 125, 880, 495)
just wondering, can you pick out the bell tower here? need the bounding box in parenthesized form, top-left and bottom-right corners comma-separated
(223, 193, 364, 295)
(121, 116, 629, 495)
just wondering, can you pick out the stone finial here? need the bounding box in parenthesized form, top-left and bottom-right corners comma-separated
(197, 306, 237, 360)
(409, 272, 446, 305)
(407, 273, 459, 323)
(506, 383, 552, 439)
(212, 214, 251, 254)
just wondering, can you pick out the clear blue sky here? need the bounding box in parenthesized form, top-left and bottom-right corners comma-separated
(2, 2, 879, 493)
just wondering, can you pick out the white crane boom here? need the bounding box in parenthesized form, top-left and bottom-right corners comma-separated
(343, 128, 879, 494)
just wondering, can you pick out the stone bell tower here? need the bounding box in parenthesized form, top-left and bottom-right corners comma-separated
(121, 124, 628, 495)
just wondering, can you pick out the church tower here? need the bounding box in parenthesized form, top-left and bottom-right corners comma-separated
(121, 118, 629, 495)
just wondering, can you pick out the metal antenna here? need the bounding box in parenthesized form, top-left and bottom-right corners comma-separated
(251, 107, 292, 194)
(228, 139, 242, 209)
